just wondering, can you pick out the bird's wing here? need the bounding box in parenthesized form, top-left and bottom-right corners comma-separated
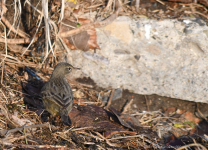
(41, 79, 73, 108)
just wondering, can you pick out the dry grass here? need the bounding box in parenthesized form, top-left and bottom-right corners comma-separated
(0, 0, 208, 149)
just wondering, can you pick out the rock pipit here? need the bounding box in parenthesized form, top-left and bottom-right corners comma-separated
(41, 62, 79, 126)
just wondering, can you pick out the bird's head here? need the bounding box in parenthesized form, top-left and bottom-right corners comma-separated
(51, 62, 80, 78)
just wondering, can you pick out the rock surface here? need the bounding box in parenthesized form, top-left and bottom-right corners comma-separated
(66, 16, 208, 103)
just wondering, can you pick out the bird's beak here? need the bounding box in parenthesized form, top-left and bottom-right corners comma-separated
(72, 67, 80, 70)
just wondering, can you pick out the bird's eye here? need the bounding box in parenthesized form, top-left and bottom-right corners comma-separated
(69, 68, 71, 70)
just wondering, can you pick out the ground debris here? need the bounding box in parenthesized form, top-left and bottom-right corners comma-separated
(0, 0, 208, 149)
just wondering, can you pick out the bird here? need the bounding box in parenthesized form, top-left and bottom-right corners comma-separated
(41, 62, 79, 126)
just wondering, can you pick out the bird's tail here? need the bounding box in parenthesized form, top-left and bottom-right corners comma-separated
(60, 109, 71, 126)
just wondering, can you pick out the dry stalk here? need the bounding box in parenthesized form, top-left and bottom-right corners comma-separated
(21, 14, 43, 56)
(0, 37, 38, 44)
(103, 0, 114, 11)
(108, 134, 158, 147)
(1, 134, 31, 145)
(0, 88, 8, 103)
(79, 131, 104, 141)
(156, 0, 165, 5)
(1, 16, 29, 38)
(59, 0, 65, 23)
(136, 0, 140, 11)
(25, 0, 43, 15)
(3, 143, 67, 149)
(21, 0, 44, 56)
(176, 143, 207, 150)
(140, 117, 174, 125)
(0, 122, 50, 137)
(95, 131, 119, 147)
(0, 105, 17, 128)
(71, 126, 94, 131)
(0, 20, 7, 83)
(42, 0, 55, 62)
(131, 111, 162, 116)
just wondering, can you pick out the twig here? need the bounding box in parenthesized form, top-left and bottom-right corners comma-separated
(71, 126, 94, 131)
(109, 134, 143, 140)
(156, 0, 165, 5)
(7, 44, 30, 55)
(109, 134, 158, 147)
(136, 0, 140, 11)
(193, 11, 208, 19)
(121, 98, 134, 114)
(140, 117, 177, 125)
(0, 53, 20, 62)
(103, 0, 114, 11)
(22, 14, 43, 56)
(5, 61, 41, 68)
(0, 88, 8, 103)
(106, 89, 115, 108)
(7, 0, 22, 38)
(82, 102, 100, 104)
(95, 131, 119, 147)
(176, 143, 207, 150)
(131, 111, 162, 116)
(25, 0, 42, 15)
(0, 122, 50, 136)
(0, 37, 38, 44)
(58, 0, 65, 23)
(0, 105, 17, 128)
(24, 127, 28, 144)
(4, 143, 67, 149)
(1, 134, 31, 145)
(1, 61, 4, 84)
(42, 0, 55, 60)
(1, 16, 29, 38)
(0, 20, 7, 74)
(40, 40, 55, 66)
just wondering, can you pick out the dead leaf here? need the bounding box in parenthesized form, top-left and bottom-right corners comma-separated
(184, 111, 201, 124)
(68, 105, 127, 133)
(110, 107, 135, 131)
(59, 18, 100, 51)
(164, 107, 176, 116)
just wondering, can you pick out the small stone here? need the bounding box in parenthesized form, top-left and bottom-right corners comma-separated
(203, 30, 208, 38)
(145, 44, 161, 55)
(184, 28, 193, 35)
(188, 42, 204, 55)
(101, 88, 123, 105)
(134, 55, 140, 60)
(112, 88, 123, 101)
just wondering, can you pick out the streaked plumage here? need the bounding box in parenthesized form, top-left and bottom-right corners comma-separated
(41, 62, 79, 126)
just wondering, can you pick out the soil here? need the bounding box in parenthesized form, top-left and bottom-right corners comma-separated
(76, 75, 208, 118)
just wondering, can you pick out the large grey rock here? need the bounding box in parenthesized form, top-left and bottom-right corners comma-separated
(67, 16, 208, 103)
